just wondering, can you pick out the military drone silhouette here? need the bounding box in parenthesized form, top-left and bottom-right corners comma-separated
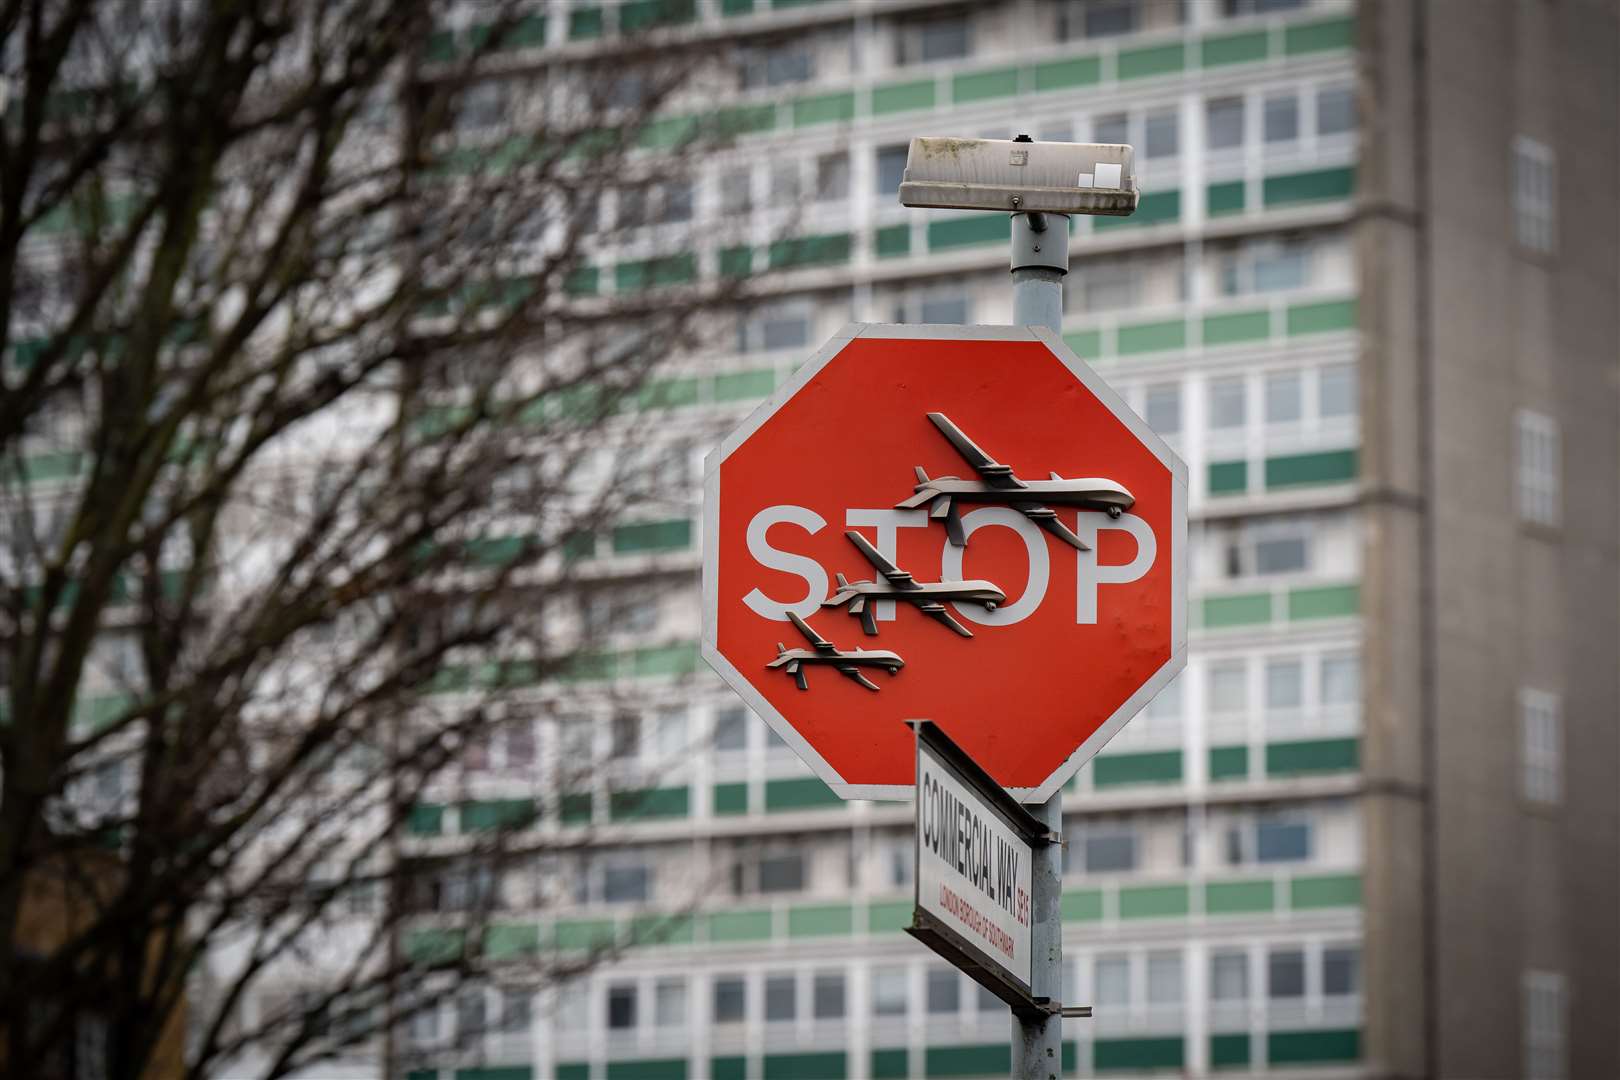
(765, 611, 905, 691)
(822, 530, 1004, 638)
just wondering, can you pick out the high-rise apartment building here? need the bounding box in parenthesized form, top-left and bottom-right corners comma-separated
(378, 1, 1616, 1079)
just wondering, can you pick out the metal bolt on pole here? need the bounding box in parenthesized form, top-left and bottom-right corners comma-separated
(1011, 175, 1071, 1079)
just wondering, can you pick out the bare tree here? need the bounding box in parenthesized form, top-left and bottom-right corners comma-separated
(0, 2, 756, 1077)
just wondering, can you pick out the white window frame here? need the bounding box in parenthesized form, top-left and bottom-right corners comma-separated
(1515, 409, 1561, 527)
(1512, 136, 1557, 255)
(1519, 688, 1562, 805)
(1523, 970, 1567, 1080)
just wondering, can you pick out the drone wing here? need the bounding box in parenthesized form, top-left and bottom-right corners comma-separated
(836, 665, 881, 692)
(788, 610, 838, 653)
(845, 531, 918, 590)
(919, 602, 973, 638)
(927, 412, 1025, 490)
(1018, 504, 1090, 551)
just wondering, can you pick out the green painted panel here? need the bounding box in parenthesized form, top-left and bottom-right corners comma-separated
(456, 1068, 533, 1080)
(612, 518, 692, 554)
(720, 0, 753, 13)
(1267, 737, 1360, 776)
(620, 0, 696, 32)
(1207, 180, 1246, 216)
(713, 781, 749, 815)
(483, 923, 539, 959)
(1093, 750, 1182, 787)
(1094, 1036, 1185, 1071)
(1290, 873, 1363, 909)
(867, 900, 912, 932)
(607, 1060, 685, 1080)
(407, 1071, 439, 1080)
(1063, 1042, 1077, 1072)
(639, 376, 700, 410)
(1062, 329, 1101, 358)
(873, 78, 936, 114)
(719, 245, 752, 277)
(1118, 884, 1190, 919)
(875, 223, 911, 258)
(711, 1058, 746, 1080)
(554, 917, 616, 950)
(787, 903, 854, 937)
(569, 8, 604, 38)
(1061, 888, 1103, 922)
(616, 253, 697, 291)
(765, 1052, 845, 1080)
(1207, 460, 1249, 495)
(1210, 1033, 1252, 1069)
(1267, 449, 1357, 489)
(609, 785, 690, 821)
(1202, 30, 1268, 67)
(1205, 879, 1275, 915)
(793, 91, 855, 127)
(925, 1043, 1010, 1078)
(714, 103, 777, 136)
(566, 266, 600, 295)
(1034, 55, 1101, 91)
(953, 67, 1019, 103)
(1264, 166, 1355, 206)
(459, 798, 536, 832)
(1209, 745, 1250, 781)
(561, 792, 593, 825)
(871, 1049, 909, 1079)
(1287, 298, 1357, 335)
(1285, 16, 1355, 55)
(630, 642, 699, 678)
(425, 29, 457, 61)
(764, 776, 841, 811)
(708, 908, 773, 942)
(1117, 42, 1185, 80)
(714, 369, 774, 402)
(1203, 592, 1272, 627)
(557, 1068, 589, 1080)
(405, 928, 463, 963)
(407, 803, 443, 836)
(928, 212, 1008, 251)
(18, 450, 85, 483)
(1289, 583, 1360, 620)
(1116, 319, 1186, 355)
(630, 912, 696, 946)
(1268, 1028, 1361, 1063)
(1203, 310, 1270, 346)
(768, 232, 852, 269)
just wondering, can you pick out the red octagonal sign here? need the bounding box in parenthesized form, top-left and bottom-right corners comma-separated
(702, 325, 1187, 800)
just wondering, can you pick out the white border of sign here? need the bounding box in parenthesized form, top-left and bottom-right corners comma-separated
(701, 323, 1189, 803)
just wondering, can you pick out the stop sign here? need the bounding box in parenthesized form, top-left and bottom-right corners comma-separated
(702, 324, 1186, 800)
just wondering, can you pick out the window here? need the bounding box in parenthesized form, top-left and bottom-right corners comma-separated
(654, 978, 687, 1027)
(714, 706, 749, 751)
(602, 862, 650, 903)
(1210, 951, 1249, 1001)
(1321, 652, 1360, 707)
(1516, 409, 1560, 526)
(610, 713, 640, 759)
(976, 983, 1004, 1014)
(1255, 817, 1311, 863)
(1094, 955, 1130, 1007)
(739, 301, 812, 354)
(876, 144, 908, 195)
(1252, 528, 1309, 575)
(659, 180, 693, 224)
(1067, 823, 1138, 874)
(1267, 950, 1305, 999)
(1147, 952, 1183, 1005)
(1144, 383, 1181, 436)
(409, 1002, 440, 1044)
(457, 990, 486, 1038)
(1264, 371, 1303, 425)
(816, 153, 850, 202)
(1265, 658, 1304, 711)
(1319, 364, 1356, 419)
(1521, 689, 1562, 805)
(1209, 661, 1248, 714)
(894, 290, 971, 325)
(1223, 0, 1307, 13)
(813, 972, 845, 1019)
(1208, 377, 1247, 430)
(1206, 97, 1245, 151)
(1093, 112, 1129, 147)
(740, 41, 813, 89)
(1523, 971, 1567, 1080)
(758, 852, 805, 894)
(764, 974, 796, 1022)
(713, 977, 746, 1023)
(499, 989, 532, 1033)
(1513, 136, 1556, 254)
(1263, 94, 1299, 143)
(1317, 85, 1355, 137)
(721, 167, 752, 214)
(896, 16, 971, 65)
(1251, 244, 1310, 292)
(1060, 0, 1139, 38)
(925, 968, 959, 1014)
(1143, 109, 1179, 158)
(1323, 947, 1360, 997)
(606, 984, 637, 1030)
(769, 161, 801, 206)
(872, 967, 908, 1016)
(653, 708, 685, 758)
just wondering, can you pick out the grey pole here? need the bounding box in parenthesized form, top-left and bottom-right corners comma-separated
(1010, 202, 1069, 1080)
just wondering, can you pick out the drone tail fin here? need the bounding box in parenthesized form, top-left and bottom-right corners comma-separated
(915, 465, 929, 484)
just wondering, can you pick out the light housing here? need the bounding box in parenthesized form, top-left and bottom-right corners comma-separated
(898, 136, 1139, 216)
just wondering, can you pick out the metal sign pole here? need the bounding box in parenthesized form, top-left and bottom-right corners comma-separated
(1011, 184, 1071, 1079)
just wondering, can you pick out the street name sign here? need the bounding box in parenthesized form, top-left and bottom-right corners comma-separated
(702, 324, 1187, 801)
(908, 720, 1046, 1010)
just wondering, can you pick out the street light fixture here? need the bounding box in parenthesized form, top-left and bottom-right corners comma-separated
(897, 135, 1138, 216)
